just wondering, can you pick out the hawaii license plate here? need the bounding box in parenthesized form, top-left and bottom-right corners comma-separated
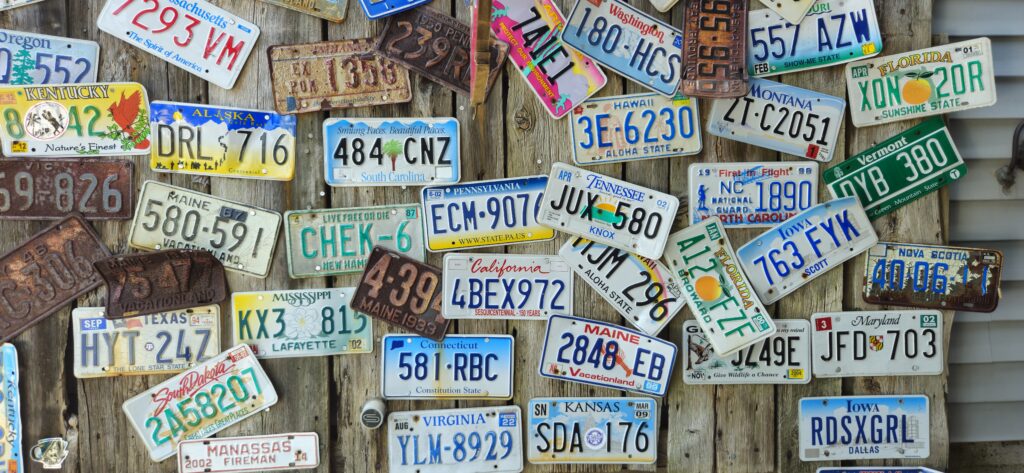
(381, 335, 514, 399)
(94, 250, 227, 319)
(799, 395, 929, 461)
(443, 253, 572, 320)
(0, 29, 98, 85)
(0, 0, 42, 11)
(0, 344, 21, 473)
(812, 310, 942, 378)
(528, 397, 656, 464)
(351, 246, 450, 341)
(569, 93, 702, 165)
(387, 406, 523, 473)
(683, 319, 810, 384)
(178, 432, 320, 473)
(260, 0, 346, 22)
(689, 162, 818, 228)
(323, 118, 460, 187)
(72, 306, 220, 378)
(681, 0, 748, 98)
(0, 159, 134, 220)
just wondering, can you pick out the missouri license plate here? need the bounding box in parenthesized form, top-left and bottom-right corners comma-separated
(0, 158, 134, 220)
(94, 250, 227, 319)
(0, 29, 99, 85)
(443, 253, 572, 320)
(323, 118, 460, 187)
(177, 432, 320, 473)
(387, 406, 523, 473)
(799, 395, 929, 461)
(689, 161, 818, 228)
(260, 0, 346, 22)
(527, 397, 656, 464)
(681, 0, 748, 98)
(569, 93, 702, 165)
(683, 319, 810, 384)
(812, 310, 942, 378)
(351, 246, 450, 341)
(381, 335, 514, 399)
(359, 0, 428, 20)
(0, 344, 21, 472)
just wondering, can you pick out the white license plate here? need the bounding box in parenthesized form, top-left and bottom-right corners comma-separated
(683, 319, 810, 384)
(540, 163, 678, 259)
(689, 162, 819, 228)
(527, 397, 657, 464)
(381, 335, 514, 399)
(442, 253, 572, 320)
(324, 117, 460, 187)
(0, 29, 99, 85)
(177, 433, 320, 473)
(811, 310, 942, 377)
(0, 344, 21, 472)
(129, 181, 282, 278)
(388, 406, 523, 473)
(799, 395, 930, 461)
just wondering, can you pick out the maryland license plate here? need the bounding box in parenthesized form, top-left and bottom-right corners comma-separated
(689, 162, 818, 228)
(0, 29, 99, 85)
(443, 253, 572, 320)
(681, 0, 748, 98)
(527, 397, 657, 464)
(683, 319, 810, 384)
(0, 344, 22, 473)
(324, 118, 460, 187)
(812, 310, 942, 378)
(864, 242, 1002, 312)
(381, 335, 514, 399)
(178, 432, 320, 473)
(0, 158, 134, 220)
(260, 0, 346, 22)
(569, 93, 702, 165)
(799, 395, 929, 461)
(94, 250, 227, 319)
(387, 406, 523, 473)
(351, 246, 450, 341)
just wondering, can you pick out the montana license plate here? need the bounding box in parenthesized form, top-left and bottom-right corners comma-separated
(443, 253, 572, 320)
(569, 93, 702, 165)
(381, 335, 514, 399)
(812, 310, 942, 378)
(324, 118, 460, 187)
(683, 319, 810, 384)
(689, 161, 818, 228)
(94, 250, 227, 319)
(0, 29, 99, 85)
(0, 158, 134, 220)
(351, 246, 450, 341)
(177, 432, 320, 473)
(681, 0, 748, 98)
(388, 406, 523, 473)
(260, 0, 346, 22)
(0, 344, 21, 472)
(528, 397, 656, 464)
(799, 395, 929, 461)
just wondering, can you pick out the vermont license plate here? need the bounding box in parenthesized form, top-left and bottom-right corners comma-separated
(812, 310, 942, 378)
(799, 395, 929, 461)
(681, 0, 748, 98)
(0, 158, 134, 220)
(359, 0, 428, 20)
(381, 335, 514, 399)
(324, 118, 460, 187)
(178, 432, 320, 473)
(94, 250, 227, 319)
(528, 397, 657, 464)
(443, 253, 572, 320)
(0, 344, 21, 473)
(388, 406, 523, 473)
(0, 29, 99, 85)
(757, 0, 815, 25)
(351, 246, 450, 341)
(689, 161, 818, 228)
(683, 319, 810, 384)
(569, 93, 702, 165)
(260, 0, 346, 22)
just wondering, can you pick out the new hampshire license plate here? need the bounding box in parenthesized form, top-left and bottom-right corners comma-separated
(387, 406, 523, 473)
(443, 253, 572, 320)
(799, 395, 929, 461)
(683, 319, 810, 384)
(528, 397, 657, 464)
(569, 93, 702, 165)
(689, 162, 818, 228)
(381, 335, 514, 399)
(324, 118, 460, 187)
(812, 310, 943, 378)
(0, 29, 99, 85)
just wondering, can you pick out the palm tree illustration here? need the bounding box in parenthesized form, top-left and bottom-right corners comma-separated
(383, 139, 403, 172)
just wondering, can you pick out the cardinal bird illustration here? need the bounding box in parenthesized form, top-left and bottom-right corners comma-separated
(107, 90, 149, 149)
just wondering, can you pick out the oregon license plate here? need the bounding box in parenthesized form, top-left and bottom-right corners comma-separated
(323, 118, 460, 187)
(683, 319, 810, 384)
(1, 0, 42, 11)
(443, 253, 572, 320)
(387, 406, 523, 473)
(94, 250, 227, 319)
(381, 335, 514, 399)
(812, 310, 942, 378)
(351, 246, 450, 341)
(260, 0, 346, 22)
(0, 158, 134, 220)
(0, 29, 99, 85)
(569, 93, 702, 165)
(359, 0, 428, 19)
(0, 344, 21, 473)
(681, 0, 748, 98)
(178, 432, 320, 473)
(799, 395, 929, 461)
(527, 397, 657, 464)
(689, 162, 818, 228)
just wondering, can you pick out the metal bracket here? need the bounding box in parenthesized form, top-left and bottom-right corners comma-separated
(996, 119, 1024, 191)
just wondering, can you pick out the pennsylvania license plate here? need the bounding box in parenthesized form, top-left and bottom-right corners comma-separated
(323, 118, 460, 187)
(737, 197, 878, 304)
(689, 161, 818, 228)
(681, 0, 748, 98)
(812, 310, 942, 378)
(178, 432, 320, 473)
(260, 0, 346, 22)
(387, 406, 523, 473)
(1, 0, 42, 11)
(527, 397, 657, 464)
(0, 29, 99, 85)
(381, 335, 514, 399)
(0, 344, 21, 473)
(443, 253, 572, 320)
(0, 158, 134, 220)
(359, 0, 428, 20)
(683, 319, 810, 384)
(847, 37, 996, 127)
(351, 246, 450, 341)
(799, 395, 929, 461)
(569, 93, 702, 165)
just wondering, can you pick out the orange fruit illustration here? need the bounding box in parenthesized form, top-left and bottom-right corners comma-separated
(902, 71, 934, 105)
(694, 275, 722, 301)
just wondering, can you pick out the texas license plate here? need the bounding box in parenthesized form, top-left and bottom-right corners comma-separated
(681, 0, 748, 98)
(359, 0, 428, 20)
(443, 253, 571, 320)
(72, 305, 220, 378)
(847, 37, 996, 126)
(284, 205, 424, 278)
(689, 161, 818, 228)
(351, 246, 450, 341)
(569, 93, 702, 165)
(737, 197, 878, 304)
(178, 432, 320, 473)
(799, 395, 929, 461)
(232, 288, 373, 358)
(387, 406, 523, 473)
(528, 397, 656, 464)
(0, 0, 42, 11)
(260, 0, 346, 22)
(323, 118, 460, 187)
(0, 158, 134, 220)
(812, 310, 942, 377)
(0, 29, 99, 85)
(0, 82, 150, 157)
(94, 250, 227, 319)
(683, 319, 810, 384)
(381, 335, 514, 399)
(824, 118, 966, 220)
(128, 180, 282, 278)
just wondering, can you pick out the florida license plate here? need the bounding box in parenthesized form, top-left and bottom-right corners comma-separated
(569, 93, 702, 165)
(260, 0, 346, 22)
(799, 395, 929, 461)
(0, 344, 21, 473)
(689, 162, 818, 228)
(0, 29, 99, 85)
(812, 310, 942, 378)
(681, 0, 748, 98)
(528, 397, 656, 464)
(683, 319, 810, 384)
(94, 250, 227, 319)
(178, 432, 320, 473)
(388, 406, 523, 473)
(443, 253, 572, 320)
(324, 118, 460, 187)
(351, 246, 450, 341)
(0, 158, 134, 220)
(381, 335, 514, 399)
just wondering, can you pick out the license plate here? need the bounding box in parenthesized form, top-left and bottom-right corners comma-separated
(0, 29, 99, 85)
(260, 0, 346, 22)
(359, 0, 428, 20)
(97, 0, 259, 89)
(388, 406, 523, 473)
(178, 432, 320, 473)
(559, 237, 685, 336)
(381, 335, 514, 399)
(324, 118, 460, 187)
(569, 93, 702, 165)
(824, 118, 966, 220)
(422, 175, 554, 251)
(232, 288, 373, 358)
(681, 0, 749, 98)
(122, 345, 278, 461)
(351, 246, 450, 341)
(863, 242, 1002, 312)
(0, 344, 22, 473)
(683, 319, 810, 384)
(539, 314, 676, 396)
(0, 82, 150, 157)
(128, 180, 283, 278)
(737, 197, 878, 304)
(284, 204, 425, 278)
(812, 310, 943, 377)
(527, 397, 657, 464)
(0, 0, 42, 11)
(95, 250, 227, 319)
(817, 469, 942, 473)
(799, 395, 929, 460)
(72, 305, 221, 378)
(847, 37, 996, 127)
(757, 0, 814, 25)
(268, 38, 412, 114)
(442, 253, 573, 320)
(689, 161, 819, 228)
(561, 0, 682, 97)
(0, 159, 134, 220)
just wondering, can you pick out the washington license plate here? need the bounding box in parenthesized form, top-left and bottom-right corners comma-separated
(528, 397, 657, 464)
(0, 344, 21, 473)
(689, 162, 818, 228)
(683, 319, 810, 384)
(388, 406, 523, 473)
(570, 93, 702, 165)
(864, 242, 1002, 312)
(260, 0, 346, 22)
(324, 118, 460, 187)
(381, 335, 514, 399)
(0, 29, 98, 85)
(351, 246, 450, 341)
(0, 158, 134, 220)
(799, 395, 929, 460)
(681, 0, 748, 98)
(443, 253, 572, 320)
(812, 310, 942, 378)
(178, 432, 320, 473)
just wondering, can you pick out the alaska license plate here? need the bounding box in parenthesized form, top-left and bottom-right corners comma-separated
(351, 246, 450, 341)
(570, 93, 702, 165)
(387, 406, 523, 473)
(0, 344, 21, 473)
(94, 250, 227, 319)
(381, 335, 514, 399)
(0, 29, 99, 85)
(178, 432, 320, 473)
(359, 0, 428, 20)
(689, 161, 818, 228)
(443, 253, 572, 320)
(799, 395, 929, 461)
(812, 310, 943, 378)
(324, 118, 460, 187)
(683, 319, 810, 384)
(681, 0, 748, 98)
(260, 0, 346, 22)
(0, 158, 134, 220)
(528, 397, 656, 464)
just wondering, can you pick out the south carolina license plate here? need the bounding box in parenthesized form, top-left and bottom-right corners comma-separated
(0, 159, 134, 220)
(569, 93, 702, 165)
(0, 29, 98, 85)
(528, 397, 657, 464)
(681, 0, 749, 98)
(388, 406, 523, 473)
(683, 319, 810, 384)
(351, 246, 450, 341)
(812, 310, 942, 378)
(0, 344, 21, 473)
(799, 395, 929, 461)
(260, 0, 346, 22)
(178, 432, 320, 473)
(324, 118, 460, 187)
(443, 253, 572, 320)
(689, 162, 818, 228)
(381, 335, 514, 399)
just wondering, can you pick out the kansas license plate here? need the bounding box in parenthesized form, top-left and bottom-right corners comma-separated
(527, 397, 656, 464)
(0, 158, 133, 220)
(1, 0, 42, 11)
(570, 93, 702, 165)
(260, 0, 346, 22)
(864, 242, 1002, 312)
(381, 335, 514, 399)
(681, 0, 748, 98)
(689, 161, 818, 228)
(0, 29, 98, 85)
(324, 118, 460, 187)
(0, 344, 21, 472)
(351, 246, 450, 341)
(757, 0, 814, 25)
(94, 250, 227, 319)
(799, 395, 929, 461)
(359, 0, 427, 19)
(443, 253, 572, 320)
(812, 310, 942, 377)
(683, 319, 810, 384)
(388, 406, 523, 473)
(178, 432, 320, 473)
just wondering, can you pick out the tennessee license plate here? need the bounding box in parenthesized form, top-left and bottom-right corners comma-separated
(681, 0, 748, 98)
(528, 397, 657, 464)
(381, 335, 514, 399)
(683, 319, 810, 384)
(260, 0, 346, 22)
(351, 246, 450, 341)
(178, 432, 320, 473)
(0, 344, 21, 473)
(359, 0, 428, 19)
(812, 310, 942, 378)
(0, 158, 134, 220)
(72, 306, 220, 378)
(799, 395, 929, 461)
(689, 161, 818, 228)
(443, 253, 572, 320)
(569, 93, 702, 165)
(387, 406, 523, 473)
(0, 29, 99, 85)
(323, 118, 460, 187)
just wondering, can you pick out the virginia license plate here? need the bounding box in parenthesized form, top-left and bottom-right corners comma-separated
(351, 246, 450, 341)
(443, 253, 572, 320)
(323, 118, 460, 187)
(0, 29, 99, 85)
(799, 395, 929, 461)
(178, 432, 320, 473)
(681, 0, 748, 98)
(0, 158, 134, 220)
(0, 0, 42, 11)
(94, 250, 227, 319)
(381, 335, 514, 399)
(683, 319, 810, 384)
(569, 93, 702, 165)
(757, 0, 815, 25)
(0, 344, 22, 473)
(387, 406, 523, 473)
(359, 0, 428, 20)
(528, 397, 657, 464)
(812, 310, 943, 377)
(689, 161, 818, 228)
(260, 0, 346, 22)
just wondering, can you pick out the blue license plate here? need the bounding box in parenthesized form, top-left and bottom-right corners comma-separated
(689, 162, 819, 228)
(324, 117, 460, 187)
(0, 29, 98, 85)
(569, 93, 702, 165)
(528, 397, 657, 464)
(359, 0, 430, 20)
(442, 253, 573, 320)
(0, 344, 21, 472)
(387, 406, 523, 473)
(381, 335, 514, 399)
(799, 395, 929, 461)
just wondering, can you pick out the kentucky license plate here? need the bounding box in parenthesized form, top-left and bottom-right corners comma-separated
(681, 0, 748, 98)
(528, 397, 656, 464)
(812, 310, 942, 377)
(570, 93, 702, 165)
(388, 406, 523, 473)
(178, 432, 320, 473)
(351, 246, 450, 341)
(381, 335, 514, 399)
(0, 29, 98, 85)
(0, 344, 21, 472)
(94, 250, 227, 319)
(260, 0, 346, 22)
(324, 118, 460, 187)
(864, 242, 1002, 312)
(683, 319, 810, 384)
(690, 162, 818, 228)
(0, 159, 134, 220)
(800, 395, 929, 461)
(443, 253, 572, 320)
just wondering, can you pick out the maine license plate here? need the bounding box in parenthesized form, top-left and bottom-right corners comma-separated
(0, 344, 21, 472)
(681, 0, 748, 98)
(443, 253, 572, 320)
(737, 197, 878, 304)
(863, 243, 1002, 312)
(323, 118, 460, 187)
(72, 306, 220, 378)
(351, 246, 450, 341)
(0, 158, 134, 220)
(528, 397, 657, 464)
(824, 118, 966, 220)
(94, 250, 227, 319)
(569, 93, 702, 165)
(178, 432, 320, 473)
(284, 205, 424, 278)
(847, 37, 996, 127)
(683, 319, 810, 385)
(260, 0, 346, 22)
(0, 29, 99, 85)
(387, 406, 523, 473)
(129, 181, 282, 278)
(539, 314, 676, 396)
(0, 82, 150, 157)
(381, 335, 514, 399)
(690, 162, 818, 228)
(812, 310, 942, 378)
(799, 395, 929, 461)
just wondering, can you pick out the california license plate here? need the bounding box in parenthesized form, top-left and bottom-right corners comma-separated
(528, 397, 656, 464)
(260, 0, 346, 22)
(351, 246, 450, 341)
(683, 319, 810, 384)
(0, 29, 99, 85)
(381, 335, 514, 399)
(812, 310, 942, 378)
(0, 158, 134, 220)
(178, 432, 320, 473)
(387, 406, 523, 473)
(569, 93, 702, 165)
(0, 344, 22, 473)
(324, 118, 460, 187)
(94, 250, 227, 319)
(799, 395, 929, 461)
(443, 253, 572, 320)
(689, 162, 818, 228)
(359, 0, 428, 20)
(681, 0, 748, 98)
(1, 0, 42, 11)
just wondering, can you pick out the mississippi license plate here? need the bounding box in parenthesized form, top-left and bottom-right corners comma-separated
(178, 432, 320, 473)
(381, 335, 514, 399)
(527, 397, 656, 464)
(847, 37, 996, 127)
(323, 118, 460, 187)
(681, 0, 748, 98)
(0, 82, 150, 157)
(128, 181, 282, 278)
(569, 93, 702, 165)
(812, 310, 942, 378)
(0, 158, 134, 220)
(0, 29, 99, 85)
(799, 395, 929, 461)
(689, 161, 818, 228)
(757, 0, 814, 25)
(72, 306, 220, 378)
(260, 0, 346, 22)
(387, 406, 523, 473)
(540, 163, 679, 259)
(0, 344, 21, 472)
(359, 0, 428, 20)
(351, 246, 450, 341)
(0, 0, 42, 11)
(824, 118, 966, 220)
(94, 250, 227, 319)
(443, 253, 572, 320)
(683, 319, 810, 384)
(737, 197, 878, 304)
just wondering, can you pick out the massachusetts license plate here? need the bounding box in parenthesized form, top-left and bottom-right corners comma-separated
(359, 0, 428, 20)
(824, 118, 966, 220)
(540, 163, 679, 259)
(284, 204, 424, 278)
(323, 118, 460, 187)
(689, 161, 818, 228)
(0, 29, 99, 85)
(129, 180, 282, 278)
(864, 242, 1002, 312)
(539, 314, 676, 396)
(260, 0, 346, 22)
(528, 397, 657, 464)
(94, 250, 227, 319)
(443, 253, 572, 320)
(0, 344, 22, 473)
(381, 335, 514, 399)
(737, 197, 878, 304)
(0, 82, 150, 157)
(847, 37, 996, 127)
(683, 319, 810, 384)
(387, 406, 523, 473)
(812, 310, 942, 377)
(422, 175, 554, 251)
(351, 246, 450, 341)
(72, 305, 220, 378)
(799, 395, 929, 461)
(0, 158, 134, 220)
(681, 0, 748, 98)
(561, 0, 682, 96)
(757, 0, 815, 25)
(569, 93, 702, 165)
(178, 432, 320, 473)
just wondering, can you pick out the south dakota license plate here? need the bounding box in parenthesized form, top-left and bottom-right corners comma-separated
(812, 310, 942, 378)
(381, 335, 514, 399)
(0, 159, 134, 220)
(569, 93, 702, 165)
(178, 432, 320, 473)
(260, 0, 346, 22)
(689, 161, 818, 228)
(443, 253, 572, 320)
(324, 118, 460, 187)
(0, 344, 21, 473)
(799, 395, 929, 461)
(0, 29, 99, 85)
(387, 406, 523, 473)
(527, 397, 657, 464)
(683, 319, 810, 384)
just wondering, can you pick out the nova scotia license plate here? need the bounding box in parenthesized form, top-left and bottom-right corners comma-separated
(527, 397, 657, 464)
(681, 0, 748, 98)
(178, 432, 320, 473)
(0, 158, 134, 220)
(381, 335, 514, 399)
(812, 310, 942, 377)
(260, 0, 346, 22)
(387, 406, 523, 473)
(689, 161, 818, 228)
(0, 344, 21, 473)
(569, 93, 702, 165)
(324, 118, 460, 187)
(799, 395, 929, 461)
(351, 246, 450, 341)
(443, 253, 572, 320)
(0, 29, 99, 85)
(683, 319, 810, 384)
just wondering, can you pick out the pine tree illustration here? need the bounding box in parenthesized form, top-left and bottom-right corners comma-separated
(10, 49, 36, 85)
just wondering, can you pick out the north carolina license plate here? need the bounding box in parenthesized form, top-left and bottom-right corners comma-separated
(847, 37, 997, 126)
(97, 0, 259, 89)
(122, 345, 279, 461)
(569, 93, 702, 165)
(324, 118, 460, 187)
(260, 0, 346, 22)
(359, 0, 428, 19)
(0, 29, 99, 85)
(737, 197, 878, 304)
(94, 250, 227, 319)
(72, 306, 220, 378)
(799, 395, 929, 461)
(539, 314, 676, 396)
(0, 0, 42, 11)
(540, 163, 679, 259)
(528, 397, 657, 464)
(559, 237, 684, 336)
(351, 246, 450, 341)
(824, 118, 966, 220)
(689, 161, 819, 228)
(443, 253, 572, 320)
(757, 0, 815, 25)
(561, 0, 681, 96)
(0, 344, 22, 473)
(0, 82, 150, 157)
(178, 432, 320, 473)
(284, 205, 424, 278)
(681, 0, 748, 98)
(232, 288, 372, 358)
(381, 335, 514, 399)
(683, 319, 810, 384)
(387, 406, 523, 473)
(422, 175, 553, 251)
(812, 310, 942, 378)
(0, 158, 134, 220)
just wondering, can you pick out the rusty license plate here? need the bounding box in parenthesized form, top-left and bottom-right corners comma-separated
(95, 250, 227, 320)
(259, 0, 346, 22)
(350, 246, 450, 341)
(681, 0, 749, 98)
(0, 159, 133, 220)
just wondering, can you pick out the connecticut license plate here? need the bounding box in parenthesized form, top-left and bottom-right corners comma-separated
(812, 310, 942, 378)
(94, 250, 227, 319)
(178, 432, 320, 473)
(681, 0, 748, 98)
(351, 246, 450, 341)
(799, 395, 929, 461)
(569, 93, 702, 165)
(260, 0, 346, 22)
(683, 319, 810, 384)
(690, 162, 818, 228)
(388, 406, 523, 473)
(528, 397, 657, 464)
(381, 335, 514, 399)
(0, 344, 21, 473)
(0, 29, 98, 85)
(443, 253, 572, 320)
(324, 118, 460, 187)
(0, 159, 134, 220)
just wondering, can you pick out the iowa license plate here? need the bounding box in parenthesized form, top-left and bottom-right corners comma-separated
(178, 432, 320, 473)
(0, 29, 99, 85)
(570, 93, 702, 165)
(528, 397, 656, 464)
(381, 335, 514, 399)
(0, 158, 134, 220)
(812, 310, 942, 378)
(864, 242, 1002, 312)
(681, 0, 748, 98)
(94, 250, 227, 319)
(683, 319, 810, 384)
(388, 406, 523, 473)
(324, 118, 460, 187)
(0, 344, 21, 473)
(351, 246, 450, 341)
(689, 162, 818, 228)
(260, 0, 346, 22)
(443, 253, 572, 320)
(799, 395, 929, 461)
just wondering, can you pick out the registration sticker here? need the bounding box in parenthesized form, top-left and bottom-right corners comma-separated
(683, 319, 810, 384)
(359, 0, 429, 20)
(689, 162, 819, 228)
(812, 310, 943, 378)
(0, 28, 99, 85)
(0, 344, 22, 473)
(569, 93, 702, 165)
(178, 432, 320, 473)
(387, 406, 523, 473)
(324, 118, 460, 187)
(381, 335, 514, 399)
(528, 397, 657, 464)
(443, 253, 572, 320)
(799, 395, 929, 460)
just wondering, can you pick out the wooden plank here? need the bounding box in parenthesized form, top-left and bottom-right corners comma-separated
(951, 441, 1024, 472)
